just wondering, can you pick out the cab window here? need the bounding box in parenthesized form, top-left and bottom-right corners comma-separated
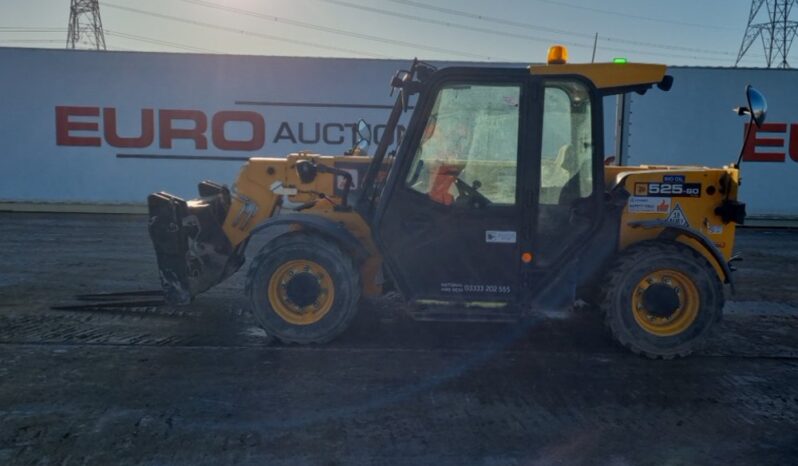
(536, 80, 596, 265)
(405, 83, 521, 206)
(539, 81, 593, 205)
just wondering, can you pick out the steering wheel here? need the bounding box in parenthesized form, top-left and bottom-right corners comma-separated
(454, 177, 492, 208)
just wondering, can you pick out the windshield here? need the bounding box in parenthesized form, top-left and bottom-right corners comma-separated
(405, 83, 521, 206)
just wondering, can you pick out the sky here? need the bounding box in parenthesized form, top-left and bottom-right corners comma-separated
(0, 0, 779, 67)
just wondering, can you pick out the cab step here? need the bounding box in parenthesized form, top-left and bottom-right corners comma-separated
(407, 301, 521, 323)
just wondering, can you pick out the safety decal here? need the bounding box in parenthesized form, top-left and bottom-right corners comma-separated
(332, 162, 367, 196)
(486, 230, 517, 244)
(665, 204, 690, 227)
(336, 168, 359, 190)
(628, 196, 671, 214)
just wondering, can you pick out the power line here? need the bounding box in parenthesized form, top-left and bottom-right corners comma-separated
(0, 5, 767, 66)
(105, 30, 216, 53)
(381, 0, 749, 61)
(102, 2, 388, 58)
(324, 0, 595, 41)
(176, 0, 748, 63)
(175, 0, 505, 60)
(0, 21, 747, 63)
(0, 27, 66, 33)
(316, 0, 593, 49)
(322, 0, 746, 59)
(526, 0, 736, 31)
(389, 0, 727, 31)
(0, 23, 769, 65)
(0, 39, 66, 44)
(0, 26, 214, 53)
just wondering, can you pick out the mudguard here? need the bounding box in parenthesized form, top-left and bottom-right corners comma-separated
(627, 219, 735, 292)
(248, 213, 369, 262)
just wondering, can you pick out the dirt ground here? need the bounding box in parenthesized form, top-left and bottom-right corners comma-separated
(0, 212, 797, 465)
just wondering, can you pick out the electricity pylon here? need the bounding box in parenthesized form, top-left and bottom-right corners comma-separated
(736, 0, 798, 68)
(66, 0, 107, 50)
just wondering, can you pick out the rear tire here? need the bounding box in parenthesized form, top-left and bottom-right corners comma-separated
(600, 241, 724, 359)
(246, 233, 361, 344)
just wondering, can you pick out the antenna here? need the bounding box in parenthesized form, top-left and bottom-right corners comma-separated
(736, 0, 798, 68)
(66, 0, 107, 50)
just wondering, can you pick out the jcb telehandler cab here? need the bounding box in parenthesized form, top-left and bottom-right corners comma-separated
(148, 46, 766, 358)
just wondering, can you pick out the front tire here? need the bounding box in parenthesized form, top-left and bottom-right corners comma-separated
(246, 233, 361, 344)
(600, 241, 724, 359)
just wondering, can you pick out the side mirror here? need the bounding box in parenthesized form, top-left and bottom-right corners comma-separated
(356, 119, 371, 143)
(746, 85, 767, 128)
(735, 85, 767, 128)
(355, 138, 370, 155)
(346, 119, 371, 156)
(734, 85, 768, 168)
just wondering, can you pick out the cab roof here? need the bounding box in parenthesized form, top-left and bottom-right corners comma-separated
(529, 62, 669, 95)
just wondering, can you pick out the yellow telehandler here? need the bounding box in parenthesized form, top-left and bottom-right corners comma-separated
(147, 46, 766, 358)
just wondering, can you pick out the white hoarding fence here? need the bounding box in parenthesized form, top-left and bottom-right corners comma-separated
(624, 67, 798, 219)
(2, 48, 792, 221)
(0, 48, 418, 206)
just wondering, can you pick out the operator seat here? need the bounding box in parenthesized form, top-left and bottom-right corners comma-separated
(554, 144, 582, 205)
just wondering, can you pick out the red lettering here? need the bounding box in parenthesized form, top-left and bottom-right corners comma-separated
(211, 111, 265, 151)
(55, 106, 101, 146)
(54, 105, 401, 152)
(103, 108, 155, 148)
(790, 124, 798, 163)
(742, 122, 786, 162)
(159, 110, 207, 149)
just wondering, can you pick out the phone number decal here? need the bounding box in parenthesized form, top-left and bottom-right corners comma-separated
(441, 283, 512, 294)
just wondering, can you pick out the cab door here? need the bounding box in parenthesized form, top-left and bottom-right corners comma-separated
(372, 68, 533, 303)
(524, 78, 605, 308)
(533, 79, 602, 267)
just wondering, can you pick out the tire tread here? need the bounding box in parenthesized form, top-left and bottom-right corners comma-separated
(599, 240, 724, 359)
(245, 232, 361, 344)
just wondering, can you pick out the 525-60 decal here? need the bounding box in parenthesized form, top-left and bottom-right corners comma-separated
(634, 182, 701, 197)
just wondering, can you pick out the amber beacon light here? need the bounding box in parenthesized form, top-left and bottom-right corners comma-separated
(547, 45, 568, 64)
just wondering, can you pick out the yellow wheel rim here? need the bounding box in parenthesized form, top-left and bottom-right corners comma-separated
(631, 269, 700, 337)
(267, 259, 335, 325)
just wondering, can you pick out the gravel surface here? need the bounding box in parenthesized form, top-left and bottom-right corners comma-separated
(0, 213, 797, 465)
